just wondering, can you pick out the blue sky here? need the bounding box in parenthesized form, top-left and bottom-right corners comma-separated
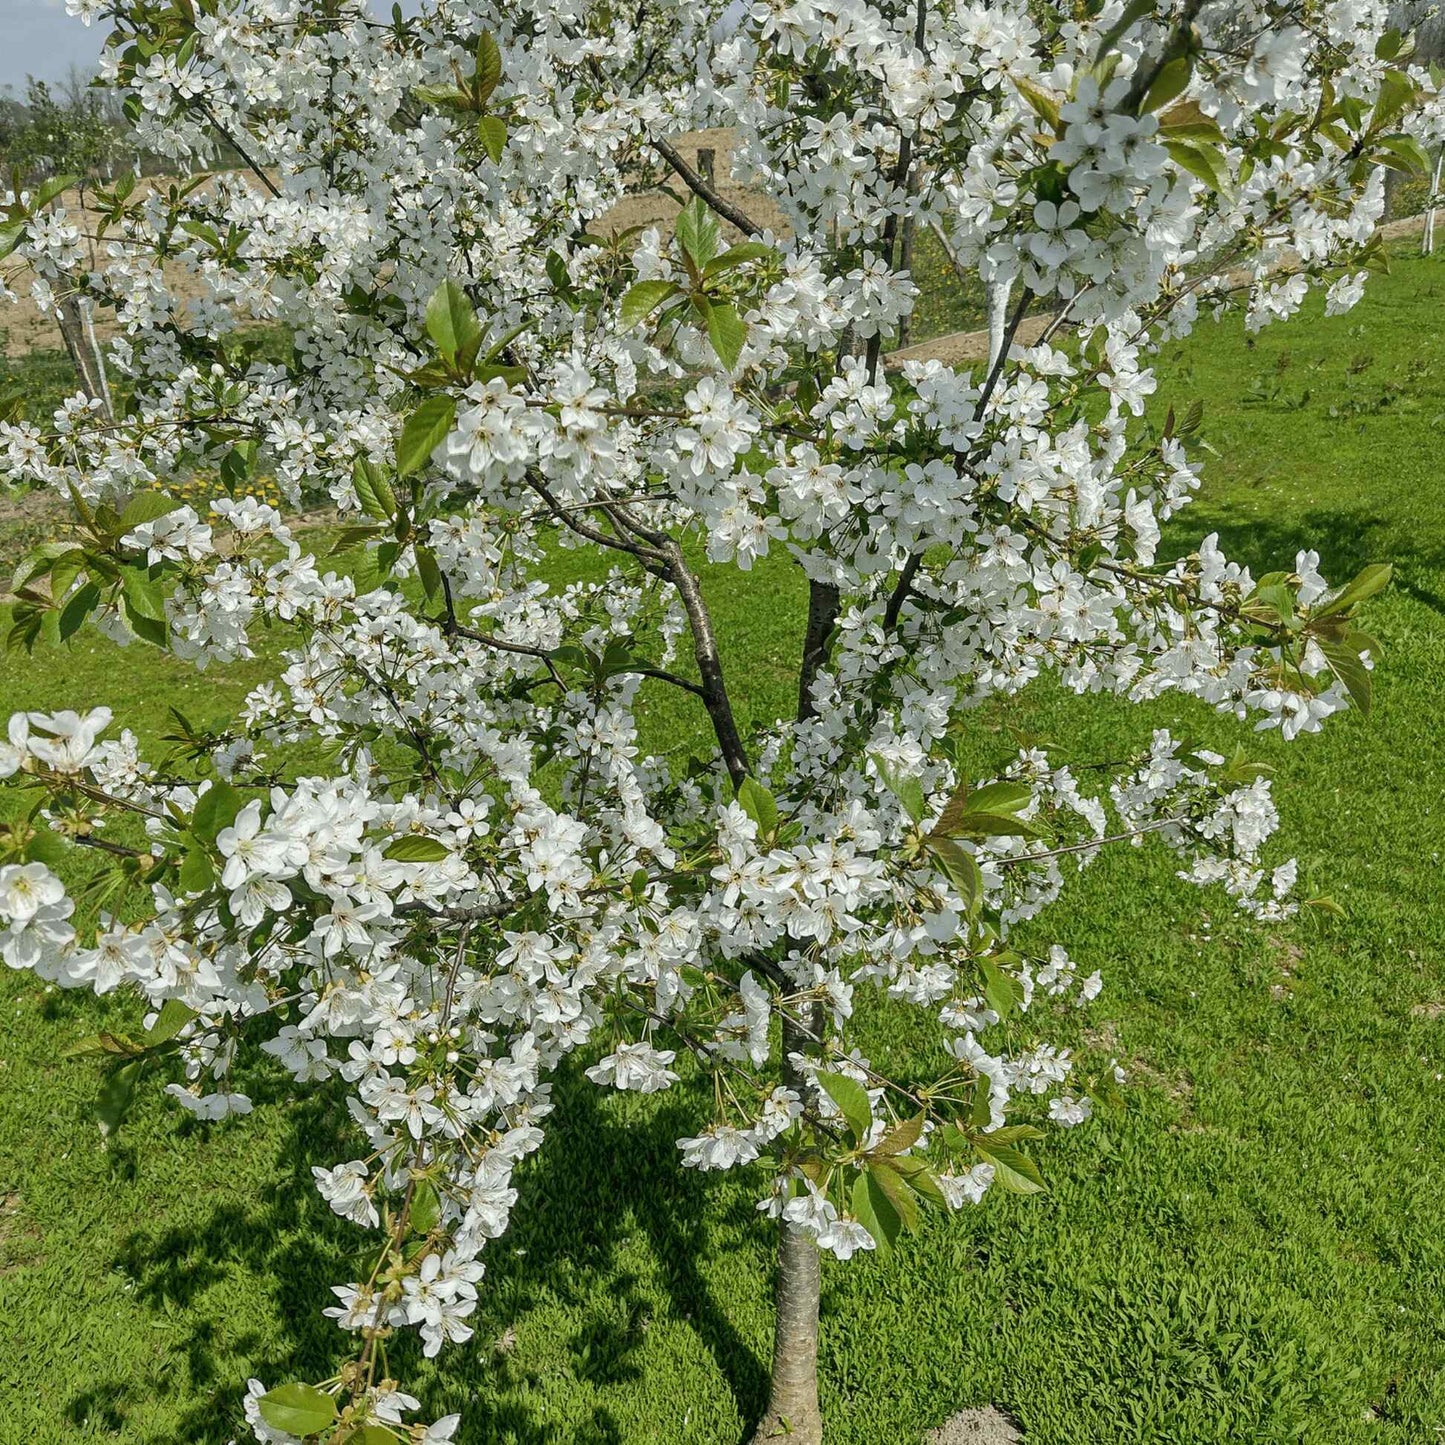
(0, 2, 106, 94)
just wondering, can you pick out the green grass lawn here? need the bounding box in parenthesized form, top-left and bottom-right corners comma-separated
(2, 255, 1445, 1444)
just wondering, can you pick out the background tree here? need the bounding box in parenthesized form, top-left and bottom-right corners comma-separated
(1, 71, 129, 414)
(0, 2, 1429, 1442)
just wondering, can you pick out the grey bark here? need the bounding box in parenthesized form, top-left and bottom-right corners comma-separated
(55, 291, 114, 421)
(750, 1004, 825, 1445)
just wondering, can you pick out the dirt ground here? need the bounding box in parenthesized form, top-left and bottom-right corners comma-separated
(2, 138, 1433, 369)
(1, 129, 784, 360)
(926, 1406, 1024, 1444)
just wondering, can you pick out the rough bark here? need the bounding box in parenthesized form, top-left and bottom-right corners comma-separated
(751, 1004, 825, 1445)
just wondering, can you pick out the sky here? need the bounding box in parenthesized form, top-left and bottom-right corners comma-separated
(0, 1, 106, 95)
(0, 2, 436, 95)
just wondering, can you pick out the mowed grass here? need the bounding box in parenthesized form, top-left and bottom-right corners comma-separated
(1, 254, 1445, 1444)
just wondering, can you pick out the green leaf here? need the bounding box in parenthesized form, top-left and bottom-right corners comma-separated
(867, 1159, 920, 1232)
(973, 1136, 1046, 1194)
(1092, 0, 1153, 63)
(178, 841, 216, 893)
(413, 82, 470, 108)
(872, 1111, 926, 1156)
(95, 1058, 144, 1140)
(58, 580, 101, 641)
(121, 596, 169, 650)
(416, 545, 444, 603)
(352, 459, 398, 520)
(1318, 638, 1373, 717)
(477, 114, 508, 163)
(1164, 138, 1232, 195)
(980, 953, 1025, 1020)
(705, 301, 747, 370)
(1157, 98, 1224, 143)
(934, 779, 1042, 840)
(620, 279, 681, 330)
(425, 278, 482, 362)
(850, 1167, 901, 1253)
(411, 1178, 442, 1235)
(1373, 133, 1429, 176)
(396, 395, 456, 478)
(818, 1070, 872, 1142)
(257, 1382, 339, 1438)
(1143, 54, 1192, 114)
(12, 540, 80, 593)
(969, 1076, 994, 1128)
(121, 567, 167, 623)
(1371, 68, 1417, 133)
(384, 835, 451, 862)
(1014, 75, 1061, 131)
(119, 491, 183, 532)
(1314, 562, 1391, 619)
(888, 1154, 949, 1208)
(702, 241, 774, 278)
(474, 29, 503, 103)
(192, 780, 244, 843)
(31, 173, 79, 211)
(872, 754, 925, 823)
(145, 999, 197, 1046)
(963, 781, 1035, 816)
(674, 196, 721, 268)
(1375, 27, 1403, 61)
(736, 777, 778, 839)
(927, 837, 982, 914)
(20, 825, 69, 867)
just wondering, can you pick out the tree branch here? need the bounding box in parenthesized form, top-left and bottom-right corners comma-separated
(650, 137, 762, 238)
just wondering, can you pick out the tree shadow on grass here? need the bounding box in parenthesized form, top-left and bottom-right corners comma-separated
(72, 1067, 770, 1445)
(1165, 500, 1445, 617)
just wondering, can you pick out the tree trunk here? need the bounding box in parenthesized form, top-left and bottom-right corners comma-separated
(986, 276, 1014, 376)
(896, 213, 915, 350)
(55, 292, 114, 422)
(751, 1219, 824, 1444)
(751, 1004, 825, 1445)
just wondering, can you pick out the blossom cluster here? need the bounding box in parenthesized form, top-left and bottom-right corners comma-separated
(0, 0, 1417, 1437)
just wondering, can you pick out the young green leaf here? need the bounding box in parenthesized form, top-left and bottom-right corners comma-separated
(95, 1058, 144, 1140)
(257, 1382, 339, 1437)
(872, 1111, 926, 1156)
(736, 777, 778, 839)
(192, 780, 245, 842)
(474, 30, 503, 105)
(352, 459, 398, 520)
(425, 278, 482, 361)
(818, 1070, 872, 1141)
(396, 395, 456, 478)
(1313, 562, 1391, 619)
(674, 196, 721, 268)
(973, 1136, 1046, 1194)
(926, 837, 982, 913)
(702, 241, 774, 278)
(384, 835, 452, 862)
(411, 1178, 442, 1235)
(706, 301, 747, 370)
(620, 279, 681, 330)
(477, 114, 507, 163)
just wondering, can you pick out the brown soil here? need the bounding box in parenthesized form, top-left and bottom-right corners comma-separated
(2, 132, 786, 359)
(3, 144, 1433, 368)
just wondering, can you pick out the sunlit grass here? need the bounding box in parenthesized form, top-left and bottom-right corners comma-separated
(2, 254, 1445, 1442)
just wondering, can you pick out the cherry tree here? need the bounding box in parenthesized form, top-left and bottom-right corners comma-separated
(0, 1, 1424, 1440)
